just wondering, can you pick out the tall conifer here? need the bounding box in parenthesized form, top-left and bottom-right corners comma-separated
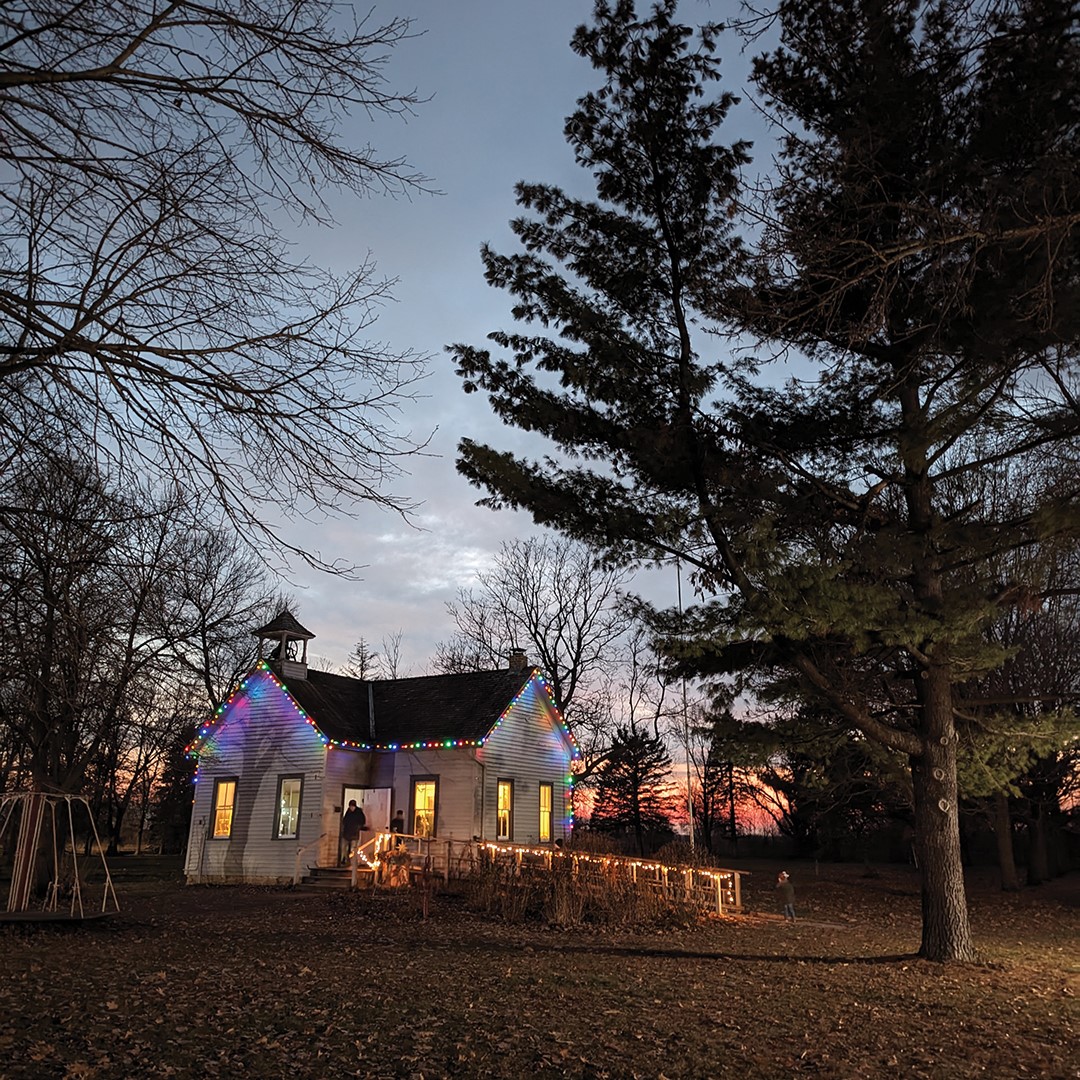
(452, 0, 1080, 961)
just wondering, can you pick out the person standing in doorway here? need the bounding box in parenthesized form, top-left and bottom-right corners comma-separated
(341, 799, 366, 864)
(389, 808, 406, 845)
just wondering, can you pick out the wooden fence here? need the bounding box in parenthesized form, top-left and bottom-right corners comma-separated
(355, 833, 743, 916)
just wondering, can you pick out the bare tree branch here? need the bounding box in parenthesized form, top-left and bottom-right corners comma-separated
(0, 1, 434, 569)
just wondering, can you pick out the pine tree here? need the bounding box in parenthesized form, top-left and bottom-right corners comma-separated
(451, 0, 1080, 961)
(727, 0, 1080, 958)
(344, 638, 381, 681)
(150, 728, 198, 855)
(590, 723, 675, 855)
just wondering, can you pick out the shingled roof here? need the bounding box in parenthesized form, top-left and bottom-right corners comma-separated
(284, 666, 538, 748)
(252, 611, 316, 640)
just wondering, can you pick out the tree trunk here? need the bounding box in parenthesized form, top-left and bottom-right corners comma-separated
(910, 672, 977, 961)
(1027, 802, 1051, 885)
(993, 792, 1020, 892)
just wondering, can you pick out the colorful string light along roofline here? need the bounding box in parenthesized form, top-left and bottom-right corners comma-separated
(185, 661, 277, 759)
(185, 661, 580, 760)
(532, 671, 582, 759)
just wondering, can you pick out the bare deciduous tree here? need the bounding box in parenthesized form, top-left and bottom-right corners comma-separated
(0, 454, 171, 793)
(0, 2, 430, 565)
(433, 535, 632, 728)
(167, 529, 287, 711)
(380, 629, 407, 680)
(0, 449, 281, 798)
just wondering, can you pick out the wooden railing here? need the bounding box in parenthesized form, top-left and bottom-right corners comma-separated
(474, 841, 743, 915)
(358, 833, 743, 915)
(354, 832, 476, 887)
(292, 832, 327, 886)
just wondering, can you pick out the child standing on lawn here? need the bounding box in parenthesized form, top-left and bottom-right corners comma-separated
(777, 870, 796, 922)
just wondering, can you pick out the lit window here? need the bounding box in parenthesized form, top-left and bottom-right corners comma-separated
(497, 779, 513, 841)
(212, 778, 237, 838)
(413, 779, 436, 838)
(539, 782, 553, 843)
(276, 776, 302, 839)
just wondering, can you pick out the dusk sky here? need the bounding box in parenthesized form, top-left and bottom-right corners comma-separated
(282, 1, 770, 674)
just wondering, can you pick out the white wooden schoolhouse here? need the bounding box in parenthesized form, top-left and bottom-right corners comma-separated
(183, 613, 579, 884)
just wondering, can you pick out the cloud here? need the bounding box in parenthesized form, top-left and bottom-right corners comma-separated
(270, 1, 756, 675)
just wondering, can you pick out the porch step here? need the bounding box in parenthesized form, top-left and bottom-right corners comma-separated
(301, 865, 375, 890)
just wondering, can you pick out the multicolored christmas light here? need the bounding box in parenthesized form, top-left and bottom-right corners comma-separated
(185, 662, 582, 773)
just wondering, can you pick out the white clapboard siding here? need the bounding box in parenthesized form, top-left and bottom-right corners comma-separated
(476, 674, 572, 844)
(373, 748, 482, 841)
(184, 669, 329, 884)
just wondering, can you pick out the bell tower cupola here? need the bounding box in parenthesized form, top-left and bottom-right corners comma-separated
(253, 610, 315, 681)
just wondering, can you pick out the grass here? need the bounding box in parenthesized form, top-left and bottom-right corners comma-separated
(0, 858, 1076, 1078)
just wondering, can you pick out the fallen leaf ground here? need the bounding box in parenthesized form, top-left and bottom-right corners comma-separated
(0, 859, 1077, 1079)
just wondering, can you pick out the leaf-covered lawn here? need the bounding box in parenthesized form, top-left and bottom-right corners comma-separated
(1, 861, 1077, 1079)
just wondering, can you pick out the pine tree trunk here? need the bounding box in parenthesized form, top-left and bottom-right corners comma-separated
(910, 671, 977, 961)
(1027, 802, 1051, 885)
(993, 791, 1020, 892)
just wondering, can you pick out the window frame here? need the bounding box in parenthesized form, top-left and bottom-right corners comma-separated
(410, 776, 438, 839)
(496, 778, 514, 841)
(538, 781, 553, 844)
(274, 775, 303, 840)
(211, 777, 238, 839)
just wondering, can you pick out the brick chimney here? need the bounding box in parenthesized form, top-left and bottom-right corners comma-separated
(508, 646, 528, 671)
